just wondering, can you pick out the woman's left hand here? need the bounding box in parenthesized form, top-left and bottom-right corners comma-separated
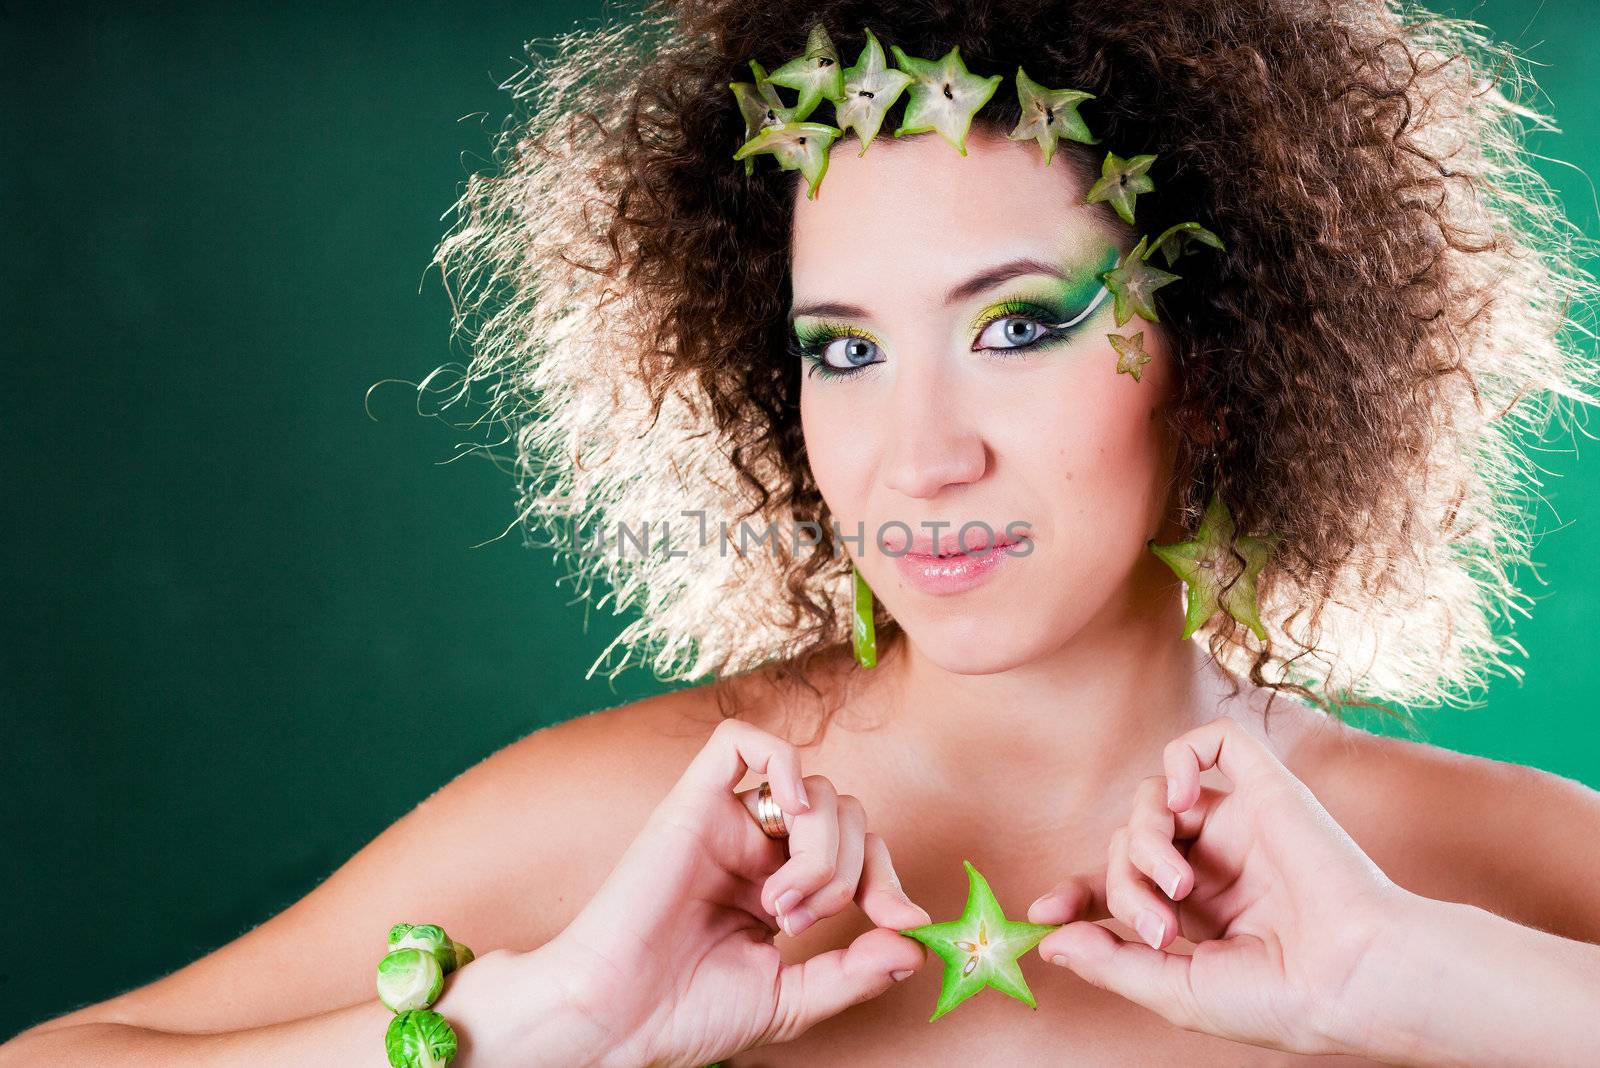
(1028, 715, 1408, 1057)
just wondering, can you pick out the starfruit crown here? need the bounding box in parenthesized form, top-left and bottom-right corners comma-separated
(728, 21, 1224, 333)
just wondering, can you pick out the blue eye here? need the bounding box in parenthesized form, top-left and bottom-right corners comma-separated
(970, 289, 1109, 354)
(816, 334, 883, 371)
(789, 322, 886, 379)
(975, 315, 1056, 350)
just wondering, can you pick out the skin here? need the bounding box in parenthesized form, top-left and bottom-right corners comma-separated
(8, 129, 1600, 1067)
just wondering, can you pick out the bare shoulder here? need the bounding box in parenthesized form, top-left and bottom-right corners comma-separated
(479, 683, 731, 901)
(1288, 713, 1600, 942)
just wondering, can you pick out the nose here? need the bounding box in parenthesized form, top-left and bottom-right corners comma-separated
(879, 356, 988, 499)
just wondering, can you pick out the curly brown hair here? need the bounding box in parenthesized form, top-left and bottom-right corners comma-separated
(428, 0, 1599, 728)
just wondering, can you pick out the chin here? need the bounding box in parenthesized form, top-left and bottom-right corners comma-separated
(895, 608, 1053, 675)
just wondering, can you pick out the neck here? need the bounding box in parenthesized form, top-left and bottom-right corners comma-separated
(868, 580, 1231, 814)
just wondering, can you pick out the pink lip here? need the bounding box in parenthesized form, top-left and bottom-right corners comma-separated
(892, 536, 1030, 596)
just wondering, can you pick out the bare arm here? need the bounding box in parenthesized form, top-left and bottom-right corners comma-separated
(1340, 891, 1600, 1068)
(0, 947, 603, 1067)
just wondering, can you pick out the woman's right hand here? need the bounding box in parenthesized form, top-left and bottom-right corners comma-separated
(513, 717, 932, 1067)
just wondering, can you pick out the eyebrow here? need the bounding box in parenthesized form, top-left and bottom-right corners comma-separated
(788, 255, 1081, 322)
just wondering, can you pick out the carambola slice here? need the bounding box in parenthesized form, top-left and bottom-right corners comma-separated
(729, 59, 805, 176)
(1007, 66, 1097, 166)
(834, 27, 913, 154)
(732, 120, 843, 199)
(1102, 236, 1180, 326)
(1084, 149, 1157, 225)
(899, 860, 1057, 1022)
(890, 43, 1003, 156)
(1147, 490, 1279, 641)
(766, 22, 845, 122)
(1107, 331, 1153, 381)
(1145, 221, 1226, 266)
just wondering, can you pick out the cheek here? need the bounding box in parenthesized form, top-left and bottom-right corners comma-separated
(799, 381, 869, 512)
(993, 334, 1174, 535)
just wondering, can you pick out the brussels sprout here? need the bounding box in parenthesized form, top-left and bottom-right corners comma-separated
(449, 938, 474, 969)
(385, 1008, 459, 1068)
(377, 948, 445, 1013)
(389, 923, 458, 973)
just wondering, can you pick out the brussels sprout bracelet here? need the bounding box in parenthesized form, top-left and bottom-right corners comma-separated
(376, 922, 476, 1068)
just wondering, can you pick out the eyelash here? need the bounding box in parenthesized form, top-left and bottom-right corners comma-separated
(789, 300, 1079, 382)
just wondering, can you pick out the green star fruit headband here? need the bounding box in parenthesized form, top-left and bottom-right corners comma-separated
(734, 24, 1276, 649)
(728, 24, 1229, 339)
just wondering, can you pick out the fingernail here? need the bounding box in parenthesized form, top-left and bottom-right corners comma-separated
(1135, 909, 1165, 950)
(785, 905, 815, 937)
(775, 888, 802, 914)
(795, 780, 811, 810)
(1155, 862, 1182, 900)
(1050, 954, 1070, 967)
(891, 968, 914, 981)
(1166, 780, 1179, 807)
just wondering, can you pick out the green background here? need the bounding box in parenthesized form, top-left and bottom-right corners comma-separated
(3, 0, 1596, 1041)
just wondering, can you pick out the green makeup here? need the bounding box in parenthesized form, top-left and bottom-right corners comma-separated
(790, 244, 1122, 379)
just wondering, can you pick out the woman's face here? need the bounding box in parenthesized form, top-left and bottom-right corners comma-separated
(792, 124, 1181, 674)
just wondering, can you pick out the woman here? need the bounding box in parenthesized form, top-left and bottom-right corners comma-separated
(5, 0, 1600, 1064)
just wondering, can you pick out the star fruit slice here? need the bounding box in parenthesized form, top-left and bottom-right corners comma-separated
(1103, 236, 1180, 326)
(733, 120, 843, 200)
(1145, 221, 1225, 267)
(1084, 149, 1157, 225)
(890, 43, 1003, 156)
(1107, 330, 1153, 381)
(766, 22, 845, 123)
(899, 860, 1058, 1022)
(1147, 490, 1280, 641)
(852, 567, 878, 668)
(834, 27, 913, 155)
(1007, 66, 1097, 166)
(729, 59, 805, 176)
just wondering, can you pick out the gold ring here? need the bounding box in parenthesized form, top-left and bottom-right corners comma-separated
(754, 780, 789, 839)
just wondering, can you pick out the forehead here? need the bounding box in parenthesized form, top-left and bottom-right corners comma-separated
(789, 125, 1121, 301)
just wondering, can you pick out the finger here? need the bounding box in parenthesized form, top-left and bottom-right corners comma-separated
(1127, 775, 1193, 901)
(762, 926, 926, 1046)
(1027, 870, 1108, 925)
(1169, 785, 1228, 841)
(1163, 715, 1285, 812)
(674, 717, 811, 815)
(763, 774, 840, 925)
(782, 794, 868, 938)
(1105, 826, 1177, 952)
(856, 831, 932, 930)
(1037, 920, 1204, 1032)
